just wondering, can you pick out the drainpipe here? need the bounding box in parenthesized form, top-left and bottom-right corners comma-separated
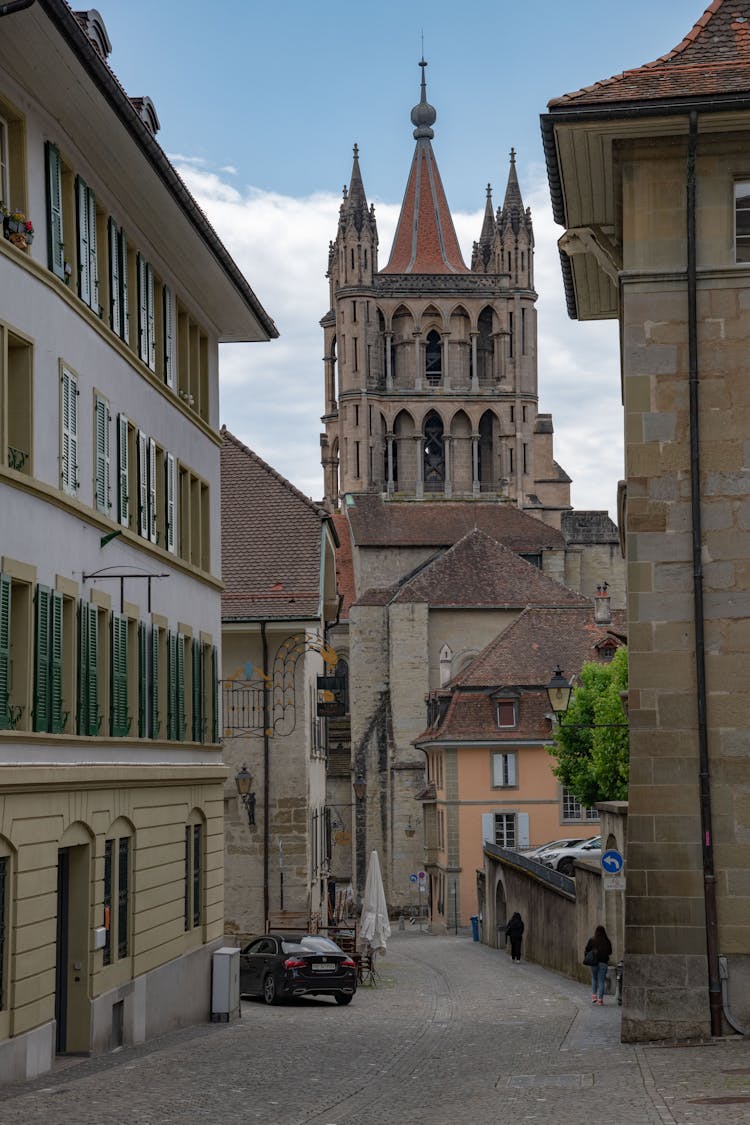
(261, 621, 270, 931)
(686, 110, 722, 1037)
(0, 1, 35, 16)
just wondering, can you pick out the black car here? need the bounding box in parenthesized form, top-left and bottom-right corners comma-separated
(239, 934, 357, 1005)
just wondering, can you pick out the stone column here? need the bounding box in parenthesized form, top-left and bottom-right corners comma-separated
(414, 332, 423, 391)
(444, 435, 452, 498)
(471, 432, 480, 497)
(386, 432, 395, 496)
(470, 332, 479, 392)
(414, 433, 424, 499)
(442, 332, 451, 390)
(385, 333, 393, 390)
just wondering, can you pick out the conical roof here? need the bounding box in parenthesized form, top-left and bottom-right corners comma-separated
(381, 60, 469, 275)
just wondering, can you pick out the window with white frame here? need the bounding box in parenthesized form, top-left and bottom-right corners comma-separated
(93, 393, 112, 516)
(103, 827, 132, 966)
(76, 176, 100, 314)
(562, 787, 599, 822)
(184, 815, 204, 931)
(736, 182, 750, 263)
(494, 812, 516, 848)
(60, 366, 79, 496)
(495, 699, 517, 728)
(136, 253, 156, 371)
(491, 750, 517, 788)
(107, 219, 129, 342)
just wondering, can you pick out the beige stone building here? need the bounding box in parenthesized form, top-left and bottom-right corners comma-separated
(0, 4, 275, 1082)
(543, 0, 750, 1040)
(220, 431, 339, 940)
(321, 64, 625, 913)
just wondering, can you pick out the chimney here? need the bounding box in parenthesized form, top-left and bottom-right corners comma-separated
(594, 582, 611, 625)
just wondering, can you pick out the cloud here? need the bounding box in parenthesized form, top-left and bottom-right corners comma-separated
(174, 160, 623, 516)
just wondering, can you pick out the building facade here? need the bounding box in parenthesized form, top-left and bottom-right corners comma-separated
(0, 3, 275, 1082)
(220, 431, 339, 941)
(543, 0, 750, 1040)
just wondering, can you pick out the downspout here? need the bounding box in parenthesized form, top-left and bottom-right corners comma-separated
(0, 1, 35, 16)
(686, 110, 722, 1037)
(261, 621, 270, 931)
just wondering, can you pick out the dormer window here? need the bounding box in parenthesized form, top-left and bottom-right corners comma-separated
(495, 699, 517, 728)
(736, 182, 750, 263)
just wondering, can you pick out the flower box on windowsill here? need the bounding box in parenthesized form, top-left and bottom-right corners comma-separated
(2, 215, 34, 250)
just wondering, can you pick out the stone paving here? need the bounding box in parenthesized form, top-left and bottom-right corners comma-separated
(2, 929, 750, 1124)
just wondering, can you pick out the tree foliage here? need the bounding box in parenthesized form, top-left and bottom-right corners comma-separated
(548, 648, 629, 806)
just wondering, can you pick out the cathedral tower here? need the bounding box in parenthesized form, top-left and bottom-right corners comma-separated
(321, 61, 571, 527)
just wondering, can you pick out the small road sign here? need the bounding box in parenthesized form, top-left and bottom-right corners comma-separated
(601, 849, 624, 874)
(409, 873, 418, 883)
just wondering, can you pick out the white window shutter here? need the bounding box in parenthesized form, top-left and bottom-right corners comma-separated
(507, 753, 517, 787)
(88, 188, 99, 314)
(46, 143, 65, 279)
(491, 753, 502, 787)
(61, 367, 78, 496)
(137, 430, 148, 537)
(77, 176, 90, 306)
(119, 229, 129, 342)
(481, 812, 494, 846)
(94, 395, 110, 513)
(517, 813, 530, 849)
(137, 253, 148, 363)
(118, 414, 129, 526)
(163, 285, 174, 388)
(108, 219, 121, 336)
(165, 452, 176, 553)
(146, 263, 156, 372)
(148, 437, 157, 543)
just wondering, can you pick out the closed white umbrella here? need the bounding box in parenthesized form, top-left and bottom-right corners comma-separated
(360, 850, 391, 956)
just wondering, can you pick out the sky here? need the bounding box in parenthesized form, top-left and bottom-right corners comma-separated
(98, 0, 698, 516)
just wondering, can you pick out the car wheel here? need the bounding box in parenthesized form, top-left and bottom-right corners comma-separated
(558, 858, 575, 876)
(263, 974, 278, 1005)
(334, 993, 353, 1005)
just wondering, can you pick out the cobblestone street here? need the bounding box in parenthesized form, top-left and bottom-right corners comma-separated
(2, 930, 750, 1125)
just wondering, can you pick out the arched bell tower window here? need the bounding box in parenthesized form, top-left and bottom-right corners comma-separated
(425, 330, 442, 385)
(424, 411, 445, 492)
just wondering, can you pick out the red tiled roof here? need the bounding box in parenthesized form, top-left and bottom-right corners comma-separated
(381, 141, 469, 274)
(220, 428, 327, 620)
(549, 1, 750, 107)
(390, 529, 589, 608)
(345, 495, 566, 551)
(418, 688, 554, 744)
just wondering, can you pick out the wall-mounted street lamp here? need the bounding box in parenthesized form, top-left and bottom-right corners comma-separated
(353, 776, 367, 801)
(235, 763, 256, 826)
(405, 817, 416, 839)
(545, 667, 628, 728)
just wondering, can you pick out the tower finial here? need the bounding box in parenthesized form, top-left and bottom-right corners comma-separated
(411, 57, 436, 139)
(510, 147, 516, 165)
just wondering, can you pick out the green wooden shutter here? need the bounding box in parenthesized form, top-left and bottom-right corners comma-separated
(165, 452, 176, 553)
(33, 585, 51, 732)
(176, 634, 185, 741)
(119, 229, 129, 342)
(192, 640, 202, 742)
(94, 395, 111, 514)
(108, 218, 121, 335)
(0, 575, 11, 730)
(77, 601, 88, 735)
(88, 188, 99, 315)
(76, 175, 91, 306)
(137, 253, 148, 363)
(45, 142, 65, 279)
(117, 414, 129, 527)
(61, 367, 78, 496)
(86, 604, 99, 736)
(150, 624, 160, 738)
(50, 591, 64, 733)
(138, 621, 147, 738)
(167, 630, 177, 740)
(211, 645, 218, 743)
(111, 614, 128, 737)
(163, 285, 174, 388)
(146, 263, 156, 372)
(148, 438, 157, 544)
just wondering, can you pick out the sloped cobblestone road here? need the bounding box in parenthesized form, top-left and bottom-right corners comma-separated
(2, 930, 750, 1124)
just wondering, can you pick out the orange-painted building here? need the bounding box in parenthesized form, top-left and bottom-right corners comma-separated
(415, 603, 625, 930)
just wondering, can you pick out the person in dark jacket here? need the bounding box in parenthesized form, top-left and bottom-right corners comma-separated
(585, 924, 613, 1004)
(505, 912, 524, 961)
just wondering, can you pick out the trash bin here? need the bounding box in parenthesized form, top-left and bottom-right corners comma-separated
(470, 915, 479, 941)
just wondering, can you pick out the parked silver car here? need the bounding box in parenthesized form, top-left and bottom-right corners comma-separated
(541, 835, 602, 876)
(524, 837, 587, 860)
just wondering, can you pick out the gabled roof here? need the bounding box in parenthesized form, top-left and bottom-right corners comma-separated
(548, 1, 750, 108)
(453, 605, 627, 688)
(388, 529, 589, 608)
(381, 62, 469, 275)
(345, 495, 566, 552)
(220, 429, 328, 621)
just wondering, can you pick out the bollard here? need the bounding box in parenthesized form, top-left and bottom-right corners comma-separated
(616, 960, 624, 1006)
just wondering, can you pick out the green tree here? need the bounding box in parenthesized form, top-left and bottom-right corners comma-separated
(548, 647, 629, 806)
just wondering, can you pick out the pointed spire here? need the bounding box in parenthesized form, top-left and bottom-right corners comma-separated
(340, 142, 371, 235)
(503, 148, 524, 213)
(382, 60, 468, 275)
(472, 183, 496, 272)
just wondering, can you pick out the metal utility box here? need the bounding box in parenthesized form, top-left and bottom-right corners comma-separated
(211, 946, 240, 1022)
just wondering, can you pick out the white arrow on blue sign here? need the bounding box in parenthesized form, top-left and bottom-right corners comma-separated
(601, 849, 624, 874)
(409, 873, 418, 883)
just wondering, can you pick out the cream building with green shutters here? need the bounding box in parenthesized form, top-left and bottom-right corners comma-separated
(0, 3, 275, 1082)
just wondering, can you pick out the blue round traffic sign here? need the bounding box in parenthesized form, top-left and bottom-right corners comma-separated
(601, 849, 624, 874)
(409, 873, 418, 883)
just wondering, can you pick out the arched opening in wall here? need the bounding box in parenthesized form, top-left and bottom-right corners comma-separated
(423, 411, 445, 492)
(393, 409, 414, 491)
(449, 306, 470, 385)
(477, 307, 494, 385)
(392, 305, 412, 387)
(450, 409, 471, 493)
(478, 410, 496, 492)
(425, 329, 442, 386)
